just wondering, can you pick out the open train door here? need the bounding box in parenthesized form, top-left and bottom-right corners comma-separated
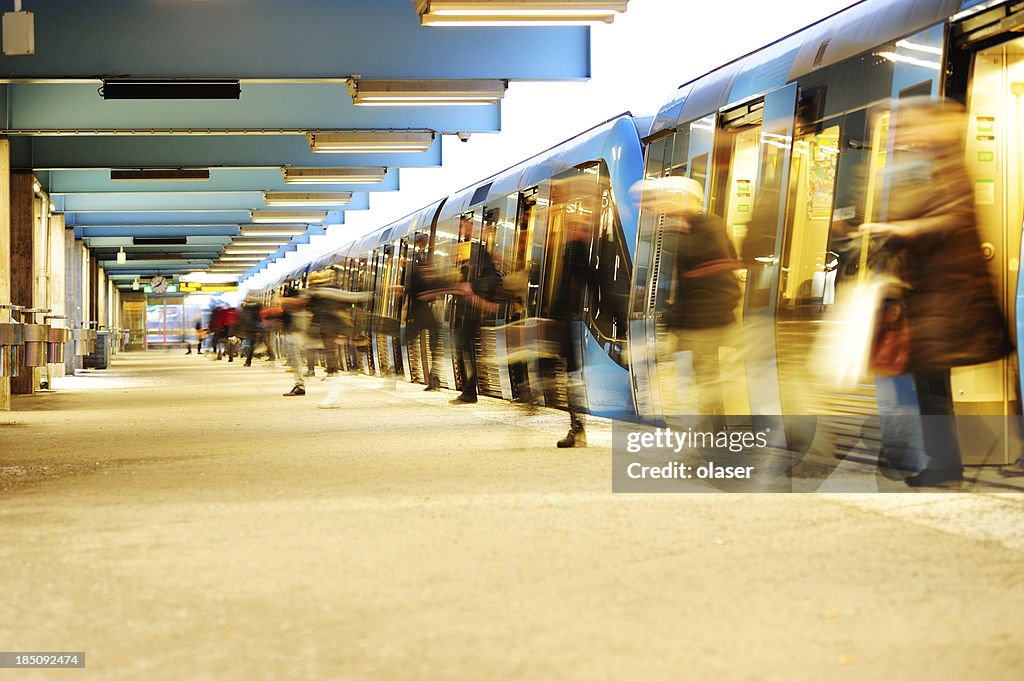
(742, 83, 798, 447)
(943, 2, 1024, 464)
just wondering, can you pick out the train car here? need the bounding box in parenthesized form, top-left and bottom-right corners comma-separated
(630, 0, 1024, 464)
(289, 113, 647, 419)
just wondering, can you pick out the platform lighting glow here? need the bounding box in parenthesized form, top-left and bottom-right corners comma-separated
(239, 225, 307, 236)
(282, 167, 387, 185)
(220, 256, 265, 262)
(250, 210, 328, 223)
(347, 79, 506, 106)
(263, 192, 353, 207)
(415, 0, 628, 25)
(307, 132, 435, 153)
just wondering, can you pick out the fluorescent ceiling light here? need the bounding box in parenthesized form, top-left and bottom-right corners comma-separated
(116, 247, 127, 264)
(281, 167, 387, 184)
(414, 0, 627, 25)
(230, 239, 292, 247)
(347, 78, 506, 106)
(307, 132, 434, 153)
(239, 225, 307, 236)
(263, 192, 353, 207)
(110, 168, 210, 181)
(224, 248, 280, 255)
(250, 210, 327, 223)
(101, 79, 241, 100)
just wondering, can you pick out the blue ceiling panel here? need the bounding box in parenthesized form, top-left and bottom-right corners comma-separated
(5, 84, 501, 133)
(0, 0, 590, 80)
(43, 168, 400, 194)
(24, 136, 442, 170)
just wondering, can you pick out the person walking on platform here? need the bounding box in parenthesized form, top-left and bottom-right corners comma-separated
(449, 231, 501, 405)
(301, 268, 372, 409)
(861, 97, 1011, 488)
(545, 203, 598, 448)
(279, 288, 307, 397)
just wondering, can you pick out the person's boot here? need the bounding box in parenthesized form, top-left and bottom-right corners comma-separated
(318, 374, 341, 409)
(185, 348, 192, 355)
(557, 413, 586, 448)
(424, 375, 441, 391)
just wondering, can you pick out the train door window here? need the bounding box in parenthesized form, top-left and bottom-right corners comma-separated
(513, 188, 542, 315)
(777, 122, 841, 312)
(711, 100, 764, 254)
(687, 114, 715, 199)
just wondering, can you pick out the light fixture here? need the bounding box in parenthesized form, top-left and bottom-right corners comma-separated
(413, 0, 628, 26)
(110, 169, 210, 181)
(347, 78, 506, 106)
(32, 180, 41, 193)
(263, 192, 353, 207)
(100, 79, 241, 100)
(223, 247, 280, 255)
(281, 167, 387, 184)
(239, 225, 307, 237)
(132, 278, 140, 291)
(250, 210, 328, 223)
(219, 257, 265, 262)
(307, 132, 434, 153)
(229, 241, 291, 248)
(116, 247, 127, 264)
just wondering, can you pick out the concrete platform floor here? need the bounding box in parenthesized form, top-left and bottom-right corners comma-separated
(2, 351, 1024, 680)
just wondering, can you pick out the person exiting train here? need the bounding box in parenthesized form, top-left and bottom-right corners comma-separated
(401, 233, 444, 391)
(545, 203, 597, 448)
(861, 97, 1011, 488)
(449, 230, 501, 405)
(641, 176, 742, 429)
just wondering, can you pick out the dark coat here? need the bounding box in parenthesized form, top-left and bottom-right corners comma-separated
(662, 214, 742, 329)
(883, 154, 1011, 373)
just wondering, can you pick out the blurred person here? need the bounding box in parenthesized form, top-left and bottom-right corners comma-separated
(279, 288, 307, 397)
(638, 175, 742, 428)
(449, 228, 501, 405)
(861, 97, 1011, 488)
(399, 233, 444, 391)
(210, 303, 239, 361)
(301, 268, 373, 409)
(240, 296, 276, 367)
(193, 321, 206, 357)
(544, 202, 596, 447)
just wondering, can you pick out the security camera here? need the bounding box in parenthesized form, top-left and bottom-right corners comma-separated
(457, 132, 472, 143)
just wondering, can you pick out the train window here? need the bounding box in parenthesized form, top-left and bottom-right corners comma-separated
(797, 48, 894, 123)
(688, 114, 715, 198)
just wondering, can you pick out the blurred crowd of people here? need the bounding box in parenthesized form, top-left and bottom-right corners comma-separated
(178, 96, 1024, 479)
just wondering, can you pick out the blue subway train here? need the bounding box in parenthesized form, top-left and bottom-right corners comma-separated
(281, 114, 647, 420)
(273, 0, 1024, 464)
